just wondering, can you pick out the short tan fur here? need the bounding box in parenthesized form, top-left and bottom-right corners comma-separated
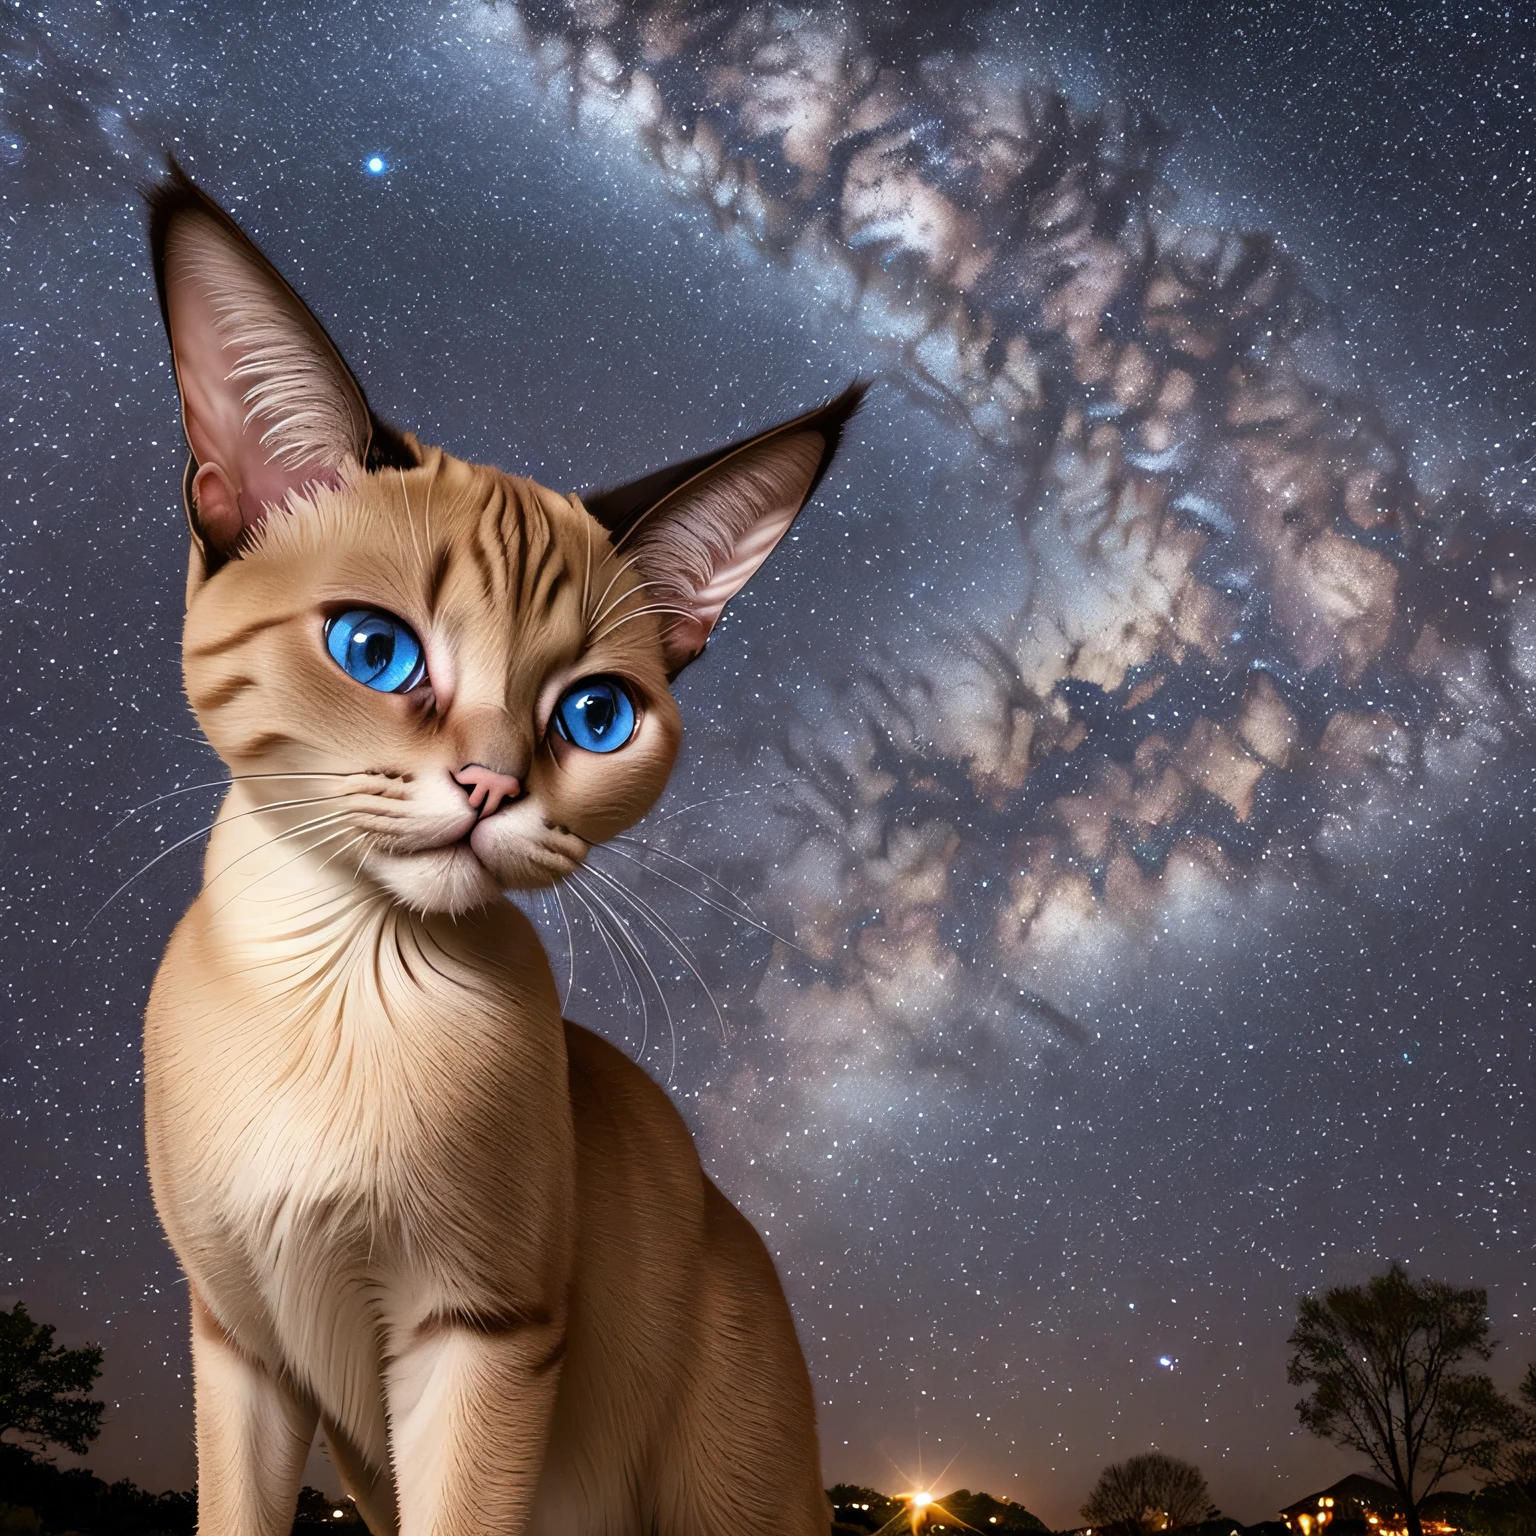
(140, 162, 862, 1536)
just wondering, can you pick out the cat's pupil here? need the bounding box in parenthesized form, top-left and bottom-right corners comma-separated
(581, 693, 613, 737)
(360, 629, 392, 674)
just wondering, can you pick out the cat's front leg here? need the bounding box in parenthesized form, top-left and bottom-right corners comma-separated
(191, 1287, 319, 1536)
(387, 1312, 566, 1536)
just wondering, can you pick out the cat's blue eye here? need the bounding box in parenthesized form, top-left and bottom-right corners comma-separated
(553, 677, 637, 754)
(324, 608, 425, 693)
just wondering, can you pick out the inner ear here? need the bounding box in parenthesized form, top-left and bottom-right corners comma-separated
(584, 384, 866, 675)
(146, 161, 415, 563)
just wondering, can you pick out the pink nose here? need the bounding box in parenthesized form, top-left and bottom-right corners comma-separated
(453, 764, 523, 820)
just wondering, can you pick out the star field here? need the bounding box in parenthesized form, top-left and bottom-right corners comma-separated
(0, 1, 1532, 1526)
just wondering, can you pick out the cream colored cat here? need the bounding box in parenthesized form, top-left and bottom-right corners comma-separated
(140, 163, 861, 1536)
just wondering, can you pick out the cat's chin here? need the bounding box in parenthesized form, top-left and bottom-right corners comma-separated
(365, 841, 505, 916)
(363, 818, 591, 915)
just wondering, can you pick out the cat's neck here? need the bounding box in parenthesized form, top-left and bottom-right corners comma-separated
(200, 780, 386, 935)
(192, 783, 554, 1025)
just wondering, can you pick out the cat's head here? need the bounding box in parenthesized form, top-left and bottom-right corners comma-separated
(147, 163, 861, 916)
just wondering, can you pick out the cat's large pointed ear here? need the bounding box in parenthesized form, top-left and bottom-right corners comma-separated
(584, 383, 866, 676)
(146, 159, 416, 567)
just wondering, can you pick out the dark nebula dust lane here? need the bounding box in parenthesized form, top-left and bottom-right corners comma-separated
(1, 1, 1533, 1525)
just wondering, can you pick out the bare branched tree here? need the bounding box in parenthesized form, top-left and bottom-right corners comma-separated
(1467, 1365, 1536, 1536)
(1288, 1266, 1523, 1536)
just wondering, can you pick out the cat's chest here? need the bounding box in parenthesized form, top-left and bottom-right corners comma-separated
(144, 898, 575, 1397)
(149, 1022, 443, 1329)
(153, 993, 462, 1199)
(145, 932, 569, 1271)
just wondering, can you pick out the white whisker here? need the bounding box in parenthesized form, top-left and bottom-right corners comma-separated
(197, 796, 364, 890)
(318, 831, 370, 877)
(613, 835, 756, 912)
(69, 791, 351, 947)
(568, 870, 679, 1081)
(588, 573, 670, 633)
(598, 841, 793, 947)
(580, 864, 728, 1047)
(651, 780, 796, 825)
(549, 884, 577, 1010)
(236, 827, 371, 909)
(588, 603, 697, 648)
(95, 772, 360, 845)
(573, 882, 641, 1033)
(560, 875, 650, 1062)
(206, 822, 359, 917)
(203, 809, 357, 896)
(586, 552, 645, 632)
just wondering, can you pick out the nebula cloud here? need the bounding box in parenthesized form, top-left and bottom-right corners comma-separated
(489, 1, 1536, 1077)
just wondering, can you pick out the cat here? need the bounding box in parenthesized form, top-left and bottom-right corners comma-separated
(139, 161, 862, 1536)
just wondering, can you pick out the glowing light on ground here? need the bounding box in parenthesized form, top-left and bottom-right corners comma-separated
(873, 1454, 976, 1536)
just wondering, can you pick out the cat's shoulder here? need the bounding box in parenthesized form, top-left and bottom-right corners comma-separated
(563, 1020, 696, 1148)
(562, 1019, 670, 1100)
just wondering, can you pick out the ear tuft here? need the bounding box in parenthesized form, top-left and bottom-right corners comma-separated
(586, 383, 866, 675)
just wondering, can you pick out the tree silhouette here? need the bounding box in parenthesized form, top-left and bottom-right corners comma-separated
(1081, 1453, 1214, 1536)
(0, 1301, 104, 1455)
(1467, 1365, 1536, 1536)
(1288, 1266, 1521, 1536)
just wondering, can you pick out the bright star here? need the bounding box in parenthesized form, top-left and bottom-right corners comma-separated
(364, 155, 388, 176)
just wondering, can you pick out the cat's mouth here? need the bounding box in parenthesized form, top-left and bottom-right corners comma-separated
(416, 817, 587, 871)
(369, 803, 590, 912)
(467, 811, 591, 887)
(419, 823, 485, 858)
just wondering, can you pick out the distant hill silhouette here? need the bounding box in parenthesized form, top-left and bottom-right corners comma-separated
(830, 1483, 1050, 1532)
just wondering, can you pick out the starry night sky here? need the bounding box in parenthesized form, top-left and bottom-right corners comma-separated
(2, 0, 1534, 1525)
